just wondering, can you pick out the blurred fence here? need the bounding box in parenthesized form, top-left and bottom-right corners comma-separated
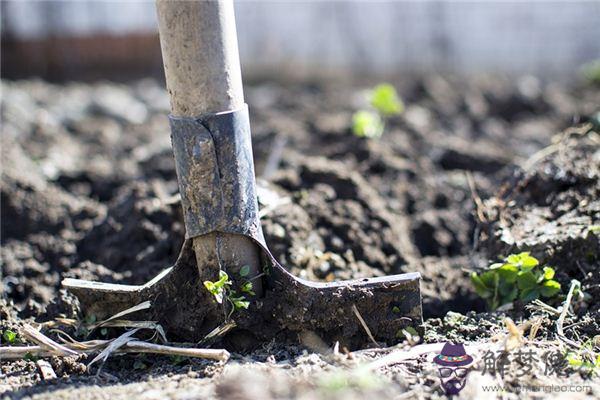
(2, 1, 599, 80)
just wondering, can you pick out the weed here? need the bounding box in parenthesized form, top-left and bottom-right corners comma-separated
(352, 83, 403, 139)
(370, 83, 404, 116)
(2, 329, 18, 344)
(203, 270, 251, 318)
(471, 252, 561, 310)
(352, 110, 383, 138)
(203, 270, 231, 304)
(239, 265, 251, 277)
(566, 340, 600, 377)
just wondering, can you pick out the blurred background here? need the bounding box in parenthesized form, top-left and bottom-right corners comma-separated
(2, 0, 600, 81)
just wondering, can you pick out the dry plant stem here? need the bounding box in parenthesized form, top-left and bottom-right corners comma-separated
(125, 341, 230, 362)
(0, 342, 229, 362)
(556, 280, 582, 350)
(156, 0, 262, 293)
(0, 346, 55, 360)
(22, 325, 78, 357)
(351, 304, 379, 347)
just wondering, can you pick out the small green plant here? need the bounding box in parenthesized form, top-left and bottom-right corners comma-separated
(370, 83, 404, 116)
(203, 269, 251, 317)
(566, 340, 600, 377)
(352, 111, 384, 138)
(2, 329, 18, 344)
(203, 270, 232, 304)
(352, 83, 404, 139)
(471, 252, 561, 310)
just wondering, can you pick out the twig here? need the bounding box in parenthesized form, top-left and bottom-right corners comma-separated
(200, 320, 237, 345)
(351, 304, 379, 347)
(22, 325, 79, 357)
(88, 329, 140, 369)
(0, 341, 230, 363)
(0, 346, 54, 360)
(556, 280, 582, 349)
(521, 144, 561, 171)
(125, 341, 230, 362)
(465, 171, 486, 222)
(89, 301, 152, 331)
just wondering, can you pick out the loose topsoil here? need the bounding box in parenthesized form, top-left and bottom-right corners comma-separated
(1, 74, 599, 399)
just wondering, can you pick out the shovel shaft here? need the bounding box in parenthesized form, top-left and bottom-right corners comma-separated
(156, 0, 243, 115)
(156, 0, 262, 294)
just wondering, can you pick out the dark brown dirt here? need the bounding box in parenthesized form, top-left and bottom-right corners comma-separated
(1, 75, 599, 399)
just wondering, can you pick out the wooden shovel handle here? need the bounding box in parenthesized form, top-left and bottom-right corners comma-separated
(156, 0, 262, 296)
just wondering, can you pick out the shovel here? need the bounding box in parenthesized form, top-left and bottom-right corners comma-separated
(63, 0, 422, 348)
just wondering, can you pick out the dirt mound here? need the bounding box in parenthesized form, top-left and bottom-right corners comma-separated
(478, 127, 600, 310)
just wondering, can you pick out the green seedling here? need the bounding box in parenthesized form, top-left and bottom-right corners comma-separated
(2, 329, 18, 344)
(370, 83, 404, 116)
(228, 294, 250, 310)
(471, 252, 561, 310)
(203, 270, 232, 304)
(239, 265, 251, 277)
(352, 110, 384, 138)
(241, 281, 255, 296)
(566, 340, 600, 377)
(352, 83, 404, 139)
(203, 270, 250, 318)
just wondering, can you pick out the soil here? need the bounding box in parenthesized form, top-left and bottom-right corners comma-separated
(1, 74, 599, 399)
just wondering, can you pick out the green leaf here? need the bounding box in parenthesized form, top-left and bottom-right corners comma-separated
(229, 296, 250, 310)
(352, 110, 384, 139)
(567, 353, 583, 367)
(507, 254, 521, 264)
(489, 263, 505, 270)
(520, 287, 540, 302)
(500, 285, 519, 305)
(471, 273, 492, 298)
(521, 255, 539, 270)
(543, 266, 555, 280)
(517, 271, 538, 289)
(241, 281, 255, 295)
(540, 280, 561, 297)
(479, 271, 497, 288)
(497, 264, 519, 283)
(203, 281, 215, 293)
(2, 330, 17, 344)
(239, 265, 251, 277)
(369, 84, 404, 116)
(216, 271, 230, 287)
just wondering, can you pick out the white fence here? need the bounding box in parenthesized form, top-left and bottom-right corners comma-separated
(3, 1, 600, 76)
